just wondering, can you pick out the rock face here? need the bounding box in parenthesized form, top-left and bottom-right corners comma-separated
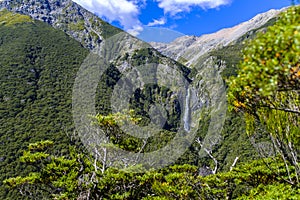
(151, 8, 283, 66)
(150, 8, 285, 157)
(0, 0, 120, 49)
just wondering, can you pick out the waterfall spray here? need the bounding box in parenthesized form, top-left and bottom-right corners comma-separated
(183, 87, 191, 132)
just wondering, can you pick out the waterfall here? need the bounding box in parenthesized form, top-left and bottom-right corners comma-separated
(183, 87, 191, 132)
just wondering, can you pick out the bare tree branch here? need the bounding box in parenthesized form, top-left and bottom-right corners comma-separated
(196, 138, 218, 174)
(230, 157, 239, 171)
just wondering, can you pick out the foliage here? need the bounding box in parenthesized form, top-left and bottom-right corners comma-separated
(4, 141, 299, 199)
(210, 44, 243, 78)
(93, 110, 143, 152)
(2, 5, 300, 199)
(0, 9, 33, 26)
(0, 11, 89, 199)
(0, 11, 192, 199)
(197, 157, 299, 199)
(228, 6, 300, 107)
(3, 141, 96, 199)
(68, 20, 85, 31)
(237, 183, 300, 200)
(99, 20, 122, 39)
(228, 6, 300, 184)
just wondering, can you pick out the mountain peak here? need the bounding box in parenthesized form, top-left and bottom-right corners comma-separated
(151, 8, 284, 64)
(0, 0, 121, 49)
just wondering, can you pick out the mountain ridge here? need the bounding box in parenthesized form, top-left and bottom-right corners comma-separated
(0, 2, 288, 199)
(0, 0, 121, 49)
(0, 0, 281, 172)
(151, 7, 285, 66)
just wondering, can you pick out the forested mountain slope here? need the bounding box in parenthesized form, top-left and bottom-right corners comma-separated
(0, 9, 89, 198)
(0, 4, 197, 199)
(0, 0, 296, 199)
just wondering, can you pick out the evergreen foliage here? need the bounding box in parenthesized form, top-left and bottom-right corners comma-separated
(228, 6, 300, 185)
(1, 4, 300, 199)
(4, 141, 299, 199)
(0, 10, 89, 199)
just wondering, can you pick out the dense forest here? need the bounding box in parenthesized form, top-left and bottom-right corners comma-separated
(0, 3, 299, 200)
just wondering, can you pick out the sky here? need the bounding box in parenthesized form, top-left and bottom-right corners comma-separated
(72, 0, 294, 43)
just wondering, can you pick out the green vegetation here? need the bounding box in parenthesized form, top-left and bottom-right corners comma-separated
(228, 5, 300, 186)
(0, 9, 32, 26)
(210, 44, 243, 78)
(93, 110, 143, 152)
(209, 15, 278, 79)
(68, 20, 85, 31)
(100, 20, 122, 39)
(3, 141, 92, 199)
(0, 12, 89, 199)
(4, 141, 300, 199)
(1, 4, 300, 199)
(0, 10, 192, 199)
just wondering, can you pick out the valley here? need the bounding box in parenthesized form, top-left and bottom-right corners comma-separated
(0, 0, 299, 199)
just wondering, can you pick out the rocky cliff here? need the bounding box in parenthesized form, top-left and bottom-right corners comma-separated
(0, 0, 121, 49)
(150, 7, 286, 161)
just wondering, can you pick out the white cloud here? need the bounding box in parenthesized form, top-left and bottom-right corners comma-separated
(127, 24, 144, 36)
(72, 0, 144, 36)
(72, 0, 232, 37)
(147, 17, 167, 26)
(155, 0, 232, 15)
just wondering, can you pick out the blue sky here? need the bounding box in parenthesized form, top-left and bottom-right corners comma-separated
(73, 0, 294, 42)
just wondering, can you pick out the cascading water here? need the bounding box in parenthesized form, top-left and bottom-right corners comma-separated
(183, 87, 191, 132)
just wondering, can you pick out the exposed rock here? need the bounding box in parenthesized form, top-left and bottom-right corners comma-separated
(0, 0, 120, 50)
(149, 9, 287, 156)
(0, 0, 284, 173)
(151, 8, 284, 66)
(198, 166, 213, 176)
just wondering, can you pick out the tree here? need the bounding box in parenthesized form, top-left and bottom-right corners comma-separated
(228, 6, 300, 184)
(3, 140, 100, 199)
(89, 110, 146, 173)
